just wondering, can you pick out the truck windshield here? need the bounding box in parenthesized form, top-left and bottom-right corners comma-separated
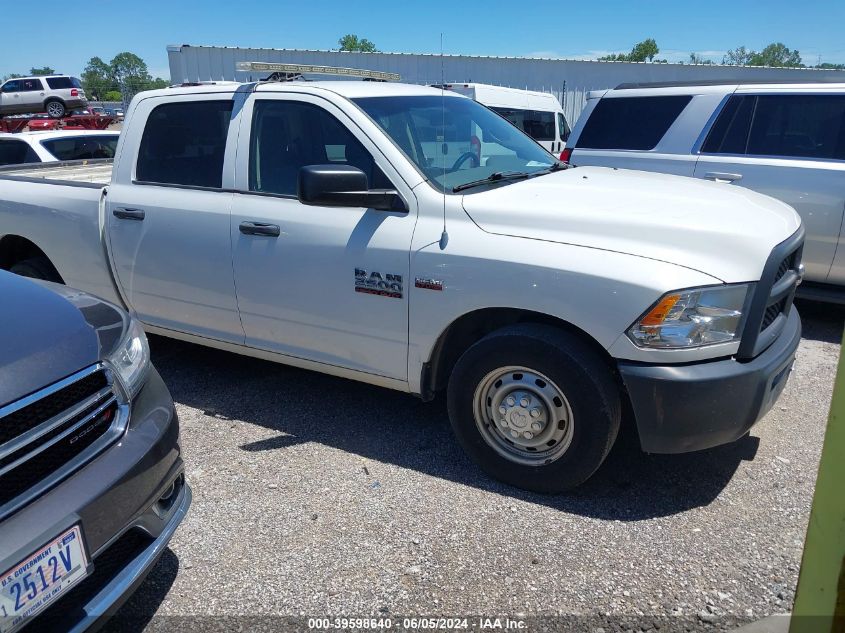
(353, 95, 556, 193)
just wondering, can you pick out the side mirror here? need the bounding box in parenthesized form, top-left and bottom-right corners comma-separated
(297, 164, 407, 212)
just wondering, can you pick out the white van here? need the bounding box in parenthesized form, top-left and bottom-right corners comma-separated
(442, 83, 570, 155)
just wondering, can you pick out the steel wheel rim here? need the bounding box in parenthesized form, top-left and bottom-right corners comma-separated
(46, 102, 63, 117)
(472, 365, 575, 466)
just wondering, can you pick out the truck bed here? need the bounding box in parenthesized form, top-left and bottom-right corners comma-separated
(0, 159, 113, 187)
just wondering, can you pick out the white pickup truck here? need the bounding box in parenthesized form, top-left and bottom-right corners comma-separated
(0, 69, 805, 492)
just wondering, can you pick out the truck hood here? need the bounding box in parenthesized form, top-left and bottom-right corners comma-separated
(0, 272, 126, 408)
(460, 166, 802, 282)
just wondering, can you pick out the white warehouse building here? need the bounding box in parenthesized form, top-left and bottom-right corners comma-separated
(167, 44, 845, 125)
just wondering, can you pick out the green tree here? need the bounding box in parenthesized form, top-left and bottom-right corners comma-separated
(723, 46, 753, 66)
(103, 90, 123, 102)
(81, 57, 114, 100)
(110, 51, 152, 98)
(147, 77, 170, 90)
(816, 62, 845, 70)
(748, 42, 803, 67)
(598, 38, 659, 62)
(629, 38, 659, 62)
(338, 34, 377, 52)
(689, 52, 714, 65)
(29, 66, 55, 76)
(1, 73, 23, 81)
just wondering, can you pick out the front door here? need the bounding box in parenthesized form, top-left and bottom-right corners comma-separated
(230, 94, 417, 380)
(106, 96, 245, 343)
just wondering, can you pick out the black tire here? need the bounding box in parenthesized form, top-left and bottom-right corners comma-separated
(10, 257, 62, 282)
(447, 323, 621, 493)
(44, 99, 66, 119)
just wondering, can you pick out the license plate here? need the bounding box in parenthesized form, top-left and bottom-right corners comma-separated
(0, 526, 89, 633)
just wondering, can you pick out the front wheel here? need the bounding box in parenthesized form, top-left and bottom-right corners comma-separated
(447, 324, 621, 493)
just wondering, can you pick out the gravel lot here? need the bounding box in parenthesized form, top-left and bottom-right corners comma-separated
(108, 300, 843, 632)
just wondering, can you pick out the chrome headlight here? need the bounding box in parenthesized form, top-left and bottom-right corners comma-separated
(108, 318, 150, 397)
(628, 284, 750, 349)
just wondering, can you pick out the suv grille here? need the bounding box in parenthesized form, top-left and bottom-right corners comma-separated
(737, 229, 804, 360)
(0, 366, 121, 514)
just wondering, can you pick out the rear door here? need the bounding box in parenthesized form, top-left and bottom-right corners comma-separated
(694, 93, 845, 283)
(229, 93, 417, 379)
(18, 78, 45, 112)
(106, 93, 245, 343)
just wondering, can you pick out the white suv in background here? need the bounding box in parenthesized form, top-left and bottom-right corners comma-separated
(0, 75, 88, 118)
(0, 130, 119, 165)
(566, 81, 845, 297)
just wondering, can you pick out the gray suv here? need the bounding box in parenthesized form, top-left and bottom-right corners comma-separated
(567, 81, 845, 299)
(0, 270, 189, 632)
(0, 76, 87, 119)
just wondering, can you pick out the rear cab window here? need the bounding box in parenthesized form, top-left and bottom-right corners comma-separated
(576, 95, 693, 150)
(136, 100, 233, 188)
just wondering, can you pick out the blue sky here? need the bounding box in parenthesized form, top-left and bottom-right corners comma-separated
(2, 0, 844, 79)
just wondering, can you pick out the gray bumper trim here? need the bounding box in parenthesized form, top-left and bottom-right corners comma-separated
(68, 482, 192, 632)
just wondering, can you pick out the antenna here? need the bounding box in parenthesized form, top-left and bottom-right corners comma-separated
(439, 33, 449, 250)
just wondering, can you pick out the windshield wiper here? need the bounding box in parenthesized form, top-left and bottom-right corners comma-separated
(452, 171, 530, 193)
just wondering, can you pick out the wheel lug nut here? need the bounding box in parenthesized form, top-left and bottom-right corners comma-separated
(530, 408, 541, 418)
(498, 405, 507, 415)
(500, 420, 508, 428)
(510, 429, 519, 438)
(505, 396, 516, 406)
(531, 422, 542, 432)
(519, 397, 530, 408)
(523, 431, 534, 440)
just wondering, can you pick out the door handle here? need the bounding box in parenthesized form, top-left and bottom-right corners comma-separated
(112, 207, 145, 220)
(704, 172, 743, 183)
(239, 221, 280, 237)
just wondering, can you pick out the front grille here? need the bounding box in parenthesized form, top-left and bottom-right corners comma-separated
(0, 370, 107, 445)
(760, 300, 786, 331)
(35, 529, 154, 633)
(737, 228, 804, 359)
(0, 402, 117, 505)
(0, 366, 120, 513)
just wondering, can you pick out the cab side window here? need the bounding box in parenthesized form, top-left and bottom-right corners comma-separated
(249, 100, 391, 197)
(1, 80, 19, 93)
(136, 100, 233, 188)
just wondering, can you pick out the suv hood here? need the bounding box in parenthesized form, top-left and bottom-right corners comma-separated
(0, 273, 126, 408)
(460, 166, 802, 282)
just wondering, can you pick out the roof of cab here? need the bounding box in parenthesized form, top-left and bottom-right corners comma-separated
(140, 80, 463, 101)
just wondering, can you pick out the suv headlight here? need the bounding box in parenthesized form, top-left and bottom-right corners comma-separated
(628, 284, 750, 349)
(108, 318, 150, 397)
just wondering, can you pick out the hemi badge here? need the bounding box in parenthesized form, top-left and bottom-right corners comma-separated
(415, 277, 443, 291)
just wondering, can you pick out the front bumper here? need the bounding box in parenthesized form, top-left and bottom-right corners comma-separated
(0, 367, 188, 632)
(618, 309, 801, 454)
